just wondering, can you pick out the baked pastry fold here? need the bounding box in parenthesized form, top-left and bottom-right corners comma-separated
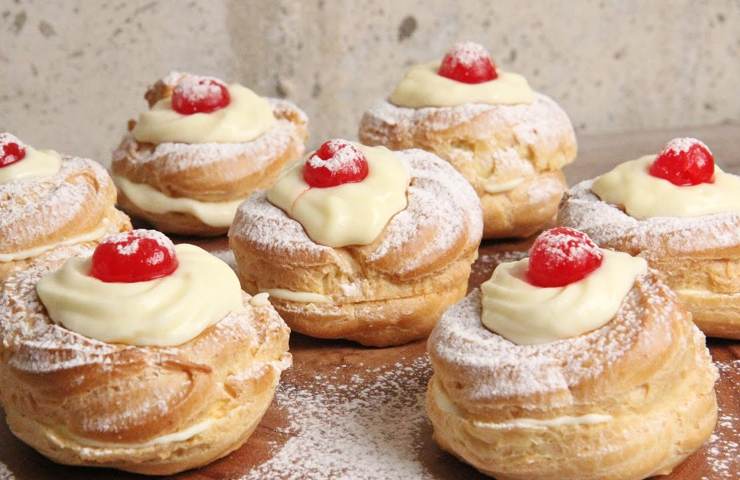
(0, 156, 130, 283)
(427, 272, 718, 480)
(229, 149, 483, 346)
(559, 180, 740, 339)
(359, 94, 576, 238)
(0, 257, 291, 475)
(112, 75, 308, 236)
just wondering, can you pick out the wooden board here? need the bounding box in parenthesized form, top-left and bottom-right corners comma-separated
(0, 126, 738, 479)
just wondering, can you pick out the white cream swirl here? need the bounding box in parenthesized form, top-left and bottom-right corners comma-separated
(592, 155, 740, 219)
(389, 62, 535, 108)
(36, 244, 244, 346)
(481, 249, 647, 345)
(132, 84, 275, 144)
(0, 148, 61, 184)
(266, 143, 410, 247)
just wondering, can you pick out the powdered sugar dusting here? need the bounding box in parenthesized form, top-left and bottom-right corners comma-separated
(0, 256, 286, 400)
(0, 156, 115, 253)
(559, 180, 740, 257)
(232, 192, 337, 260)
(360, 94, 575, 174)
(173, 74, 226, 102)
(113, 98, 305, 175)
(0, 133, 25, 152)
(664, 137, 711, 156)
(529, 227, 602, 268)
(366, 149, 482, 274)
(702, 360, 739, 480)
(232, 149, 482, 274)
(307, 140, 364, 174)
(160, 71, 185, 87)
(444, 41, 491, 67)
(429, 272, 682, 403)
(240, 355, 434, 480)
(114, 122, 289, 175)
(102, 229, 175, 257)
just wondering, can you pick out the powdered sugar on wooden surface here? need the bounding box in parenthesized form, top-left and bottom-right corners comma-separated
(240, 355, 435, 480)
(559, 180, 740, 256)
(0, 464, 12, 480)
(703, 360, 739, 480)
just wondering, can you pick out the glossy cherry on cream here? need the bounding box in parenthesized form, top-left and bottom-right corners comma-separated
(90, 230, 179, 283)
(303, 139, 370, 188)
(648, 137, 715, 186)
(171, 75, 231, 115)
(438, 41, 498, 84)
(0, 133, 27, 168)
(527, 227, 604, 288)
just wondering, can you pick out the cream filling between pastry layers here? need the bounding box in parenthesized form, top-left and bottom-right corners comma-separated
(54, 419, 215, 450)
(481, 249, 648, 345)
(264, 288, 332, 303)
(483, 177, 525, 194)
(675, 288, 740, 298)
(389, 62, 535, 108)
(36, 244, 244, 346)
(591, 156, 740, 219)
(132, 84, 275, 144)
(266, 144, 411, 248)
(432, 382, 612, 430)
(113, 175, 244, 227)
(0, 218, 111, 263)
(0, 148, 61, 184)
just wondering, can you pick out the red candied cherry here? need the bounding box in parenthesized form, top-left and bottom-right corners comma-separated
(171, 75, 231, 115)
(90, 230, 179, 283)
(0, 133, 27, 168)
(438, 41, 498, 84)
(648, 137, 714, 186)
(303, 139, 370, 188)
(526, 227, 604, 288)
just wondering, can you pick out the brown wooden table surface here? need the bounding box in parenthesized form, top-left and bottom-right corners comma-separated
(0, 125, 738, 479)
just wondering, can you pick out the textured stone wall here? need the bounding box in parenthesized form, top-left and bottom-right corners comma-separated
(1, 0, 738, 164)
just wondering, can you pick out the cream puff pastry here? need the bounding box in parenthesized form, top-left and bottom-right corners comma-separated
(358, 41, 577, 239)
(427, 227, 717, 480)
(112, 72, 308, 236)
(0, 229, 291, 475)
(229, 139, 482, 347)
(559, 137, 740, 339)
(0, 133, 130, 284)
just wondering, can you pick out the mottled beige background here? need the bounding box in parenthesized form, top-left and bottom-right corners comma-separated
(0, 0, 738, 165)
